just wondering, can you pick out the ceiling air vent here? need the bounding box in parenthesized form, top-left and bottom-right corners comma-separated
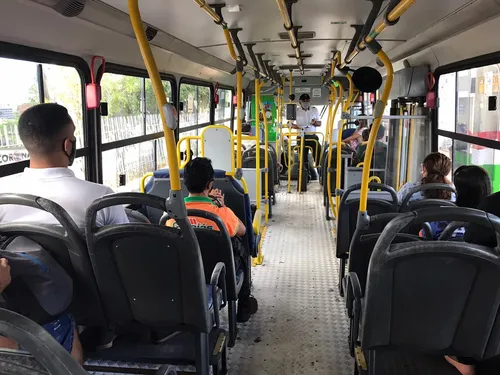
(145, 26, 158, 41)
(52, 0, 86, 17)
(278, 31, 316, 40)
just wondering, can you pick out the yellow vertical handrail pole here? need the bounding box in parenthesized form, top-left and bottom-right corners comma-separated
(287, 125, 292, 193)
(359, 49, 394, 212)
(288, 70, 293, 103)
(395, 105, 404, 190)
(236, 70, 243, 169)
(334, 74, 358, 215)
(327, 85, 342, 218)
(320, 61, 337, 167)
(334, 80, 348, 217)
(298, 133, 305, 193)
(255, 79, 262, 212)
(128, 0, 180, 190)
(319, 97, 334, 167)
(261, 102, 270, 224)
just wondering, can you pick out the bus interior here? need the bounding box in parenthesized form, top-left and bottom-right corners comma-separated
(1, 0, 500, 374)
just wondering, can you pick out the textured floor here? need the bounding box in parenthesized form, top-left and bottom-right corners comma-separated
(227, 182, 352, 375)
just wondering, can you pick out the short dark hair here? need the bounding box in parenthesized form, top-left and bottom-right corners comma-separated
(454, 165, 492, 208)
(18, 103, 73, 155)
(299, 93, 310, 101)
(184, 157, 214, 193)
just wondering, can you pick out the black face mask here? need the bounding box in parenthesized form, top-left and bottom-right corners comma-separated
(63, 139, 77, 166)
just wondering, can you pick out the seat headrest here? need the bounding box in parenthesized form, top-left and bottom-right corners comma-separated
(152, 169, 227, 179)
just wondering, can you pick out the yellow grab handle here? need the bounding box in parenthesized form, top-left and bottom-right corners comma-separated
(359, 50, 394, 212)
(356, 162, 364, 168)
(140, 172, 154, 193)
(367, 176, 382, 184)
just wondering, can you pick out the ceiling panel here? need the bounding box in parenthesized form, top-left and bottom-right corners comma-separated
(100, 0, 483, 76)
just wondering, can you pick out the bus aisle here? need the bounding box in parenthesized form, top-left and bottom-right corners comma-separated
(227, 182, 351, 375)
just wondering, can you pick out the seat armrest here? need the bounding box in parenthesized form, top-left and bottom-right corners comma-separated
(210, 262, 227, 328)
(349, 272, 363, 357)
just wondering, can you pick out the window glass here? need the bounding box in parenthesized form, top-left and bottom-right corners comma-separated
(179, 84, 211, 128)
(451, 138, 500, 193)
(456, 66, 500, 142)
(102, 139, 163, 191)
(100, 73, 143, 142)
(437, 72, 456, 132)
(145, 79, 172, 134)
(215, 88, 232, 124)
(438, 66, 500, 142)
(0, 58, 84, 173)
(43, 64, 84, 149)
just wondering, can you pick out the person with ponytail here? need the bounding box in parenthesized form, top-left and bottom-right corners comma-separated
(397, 152, 456, 203)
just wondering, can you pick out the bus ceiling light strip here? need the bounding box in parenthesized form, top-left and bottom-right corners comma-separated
(275, 0, 305, 75)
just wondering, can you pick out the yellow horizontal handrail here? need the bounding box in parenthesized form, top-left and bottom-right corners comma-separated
(177, 136, 201, 169)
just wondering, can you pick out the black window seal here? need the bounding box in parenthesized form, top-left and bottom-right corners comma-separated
(0, 41, 93, 180)
(101, 132, 164, 152)
(436, 129, 500, 151)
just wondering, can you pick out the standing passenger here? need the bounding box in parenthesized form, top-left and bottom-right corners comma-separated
(292, 94, 322, 178)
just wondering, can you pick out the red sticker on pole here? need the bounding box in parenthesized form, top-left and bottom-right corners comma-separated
(86, 56, 106, 109)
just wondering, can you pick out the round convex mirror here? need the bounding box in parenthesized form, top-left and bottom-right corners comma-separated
(352, 67, 383, 93)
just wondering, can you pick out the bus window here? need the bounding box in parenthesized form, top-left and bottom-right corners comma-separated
(100, 72, 172, 190)
(215, 88, 232, 127)
(100, 73, 143, 142)
(179, 83, 212, 158)
(145, 78, 172, 134)
(102, 140, 157, 192)
(439, 66, 500, 142)
(0, 57, 85, 179)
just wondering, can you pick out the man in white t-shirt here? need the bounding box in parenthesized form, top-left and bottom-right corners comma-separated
(0, 103, 129, 228)
(0, 103, 129, 363)
(292, 94, 322, 183)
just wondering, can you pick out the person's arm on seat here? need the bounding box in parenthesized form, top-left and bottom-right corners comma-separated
(98, 187, 130, 226)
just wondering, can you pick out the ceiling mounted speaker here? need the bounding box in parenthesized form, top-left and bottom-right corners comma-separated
(352, 67, 382, 93)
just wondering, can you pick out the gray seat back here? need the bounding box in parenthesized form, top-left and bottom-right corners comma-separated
(86, 193, 210, 332)
(362, 207, 500, 360)
(0, 194, 106, 327)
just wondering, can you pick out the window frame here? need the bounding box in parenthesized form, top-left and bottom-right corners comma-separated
(101, 63, 177, 149)
(216, 84, 235, 129)
(433, 50, 500, 153)
(0, 41, 92, 179)
(178, 77, 215, 137)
